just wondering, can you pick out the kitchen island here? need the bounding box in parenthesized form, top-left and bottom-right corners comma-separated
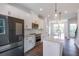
(43, 39, 64, 56)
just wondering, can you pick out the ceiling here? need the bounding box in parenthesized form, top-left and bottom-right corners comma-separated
(9, 3, 79, 20)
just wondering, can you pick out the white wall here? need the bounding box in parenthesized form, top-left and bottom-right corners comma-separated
(69, 16, 77, 24)
(0, 4, 8, 15)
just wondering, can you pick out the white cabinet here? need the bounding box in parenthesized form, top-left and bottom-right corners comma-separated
(24, 35, 36, 53)
(43, 40, 63, 56)
(27, 36, 35, 50)
(24, 39, 29, 53)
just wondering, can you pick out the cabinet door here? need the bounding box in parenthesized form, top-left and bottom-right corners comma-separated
(28, 36, 35, 49)
(8, 16, 24, 43)
(24, 37, 34, 53)
(24, 38, 29, 53)
(24, 36, 35, 52)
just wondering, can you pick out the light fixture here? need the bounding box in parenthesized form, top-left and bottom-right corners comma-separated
(59, 12, 62, 20)
(54, 3, 58, 17)
(40, 8, 43, 11)
(54, 3, 62, 39)
(55, 13, 58, 17)
(54, 3, 62, 20)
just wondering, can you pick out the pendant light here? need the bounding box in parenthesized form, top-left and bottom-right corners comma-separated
(54, 3, 58, 17)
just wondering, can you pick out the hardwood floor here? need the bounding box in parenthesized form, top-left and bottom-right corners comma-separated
(24, 42, 43, 56)
(63, 39, 79, 56)
(25, 39, 79, 56)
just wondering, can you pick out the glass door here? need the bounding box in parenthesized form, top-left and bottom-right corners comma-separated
(49, 20, 65, 40)
(69, 24, 77, 38)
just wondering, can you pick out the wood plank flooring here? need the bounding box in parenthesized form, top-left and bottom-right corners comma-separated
(25, 39, 79, 56)
(24, 43, 43, 56)
(63, 39, 79, 56)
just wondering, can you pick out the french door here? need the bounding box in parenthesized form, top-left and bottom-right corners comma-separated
(49, 21, 65, 40)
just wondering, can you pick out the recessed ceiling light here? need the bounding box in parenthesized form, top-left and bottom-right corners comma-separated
(55, 13, 58, 17)
(40, 8, 43, 11)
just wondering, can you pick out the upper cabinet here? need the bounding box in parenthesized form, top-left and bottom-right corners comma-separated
(32, 18, 44, 29)
(32, 23, 39, 29)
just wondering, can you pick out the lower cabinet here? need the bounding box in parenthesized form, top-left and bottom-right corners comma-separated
(24, 35, 35, 53)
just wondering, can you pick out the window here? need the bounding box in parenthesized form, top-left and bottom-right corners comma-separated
(0, 19, 5, 34)
(70, 24, 77, 37)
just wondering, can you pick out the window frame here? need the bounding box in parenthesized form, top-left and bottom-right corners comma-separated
(0, 18, 5, 34)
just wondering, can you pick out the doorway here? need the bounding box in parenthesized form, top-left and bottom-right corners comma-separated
(69, 24, 77, 38)
(49, 20, 65, 40)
